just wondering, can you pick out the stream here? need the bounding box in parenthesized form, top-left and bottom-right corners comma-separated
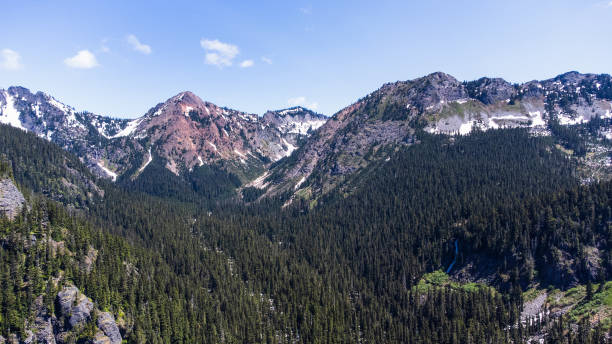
(446, 240, 459, 274)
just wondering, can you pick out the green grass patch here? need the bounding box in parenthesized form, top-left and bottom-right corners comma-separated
(523, 287, 543, 302)
(413, 270, 489, 293)
(436, 100, 485, 120)
(461, 282, 483, 293)
(295, 186, 312, 200)
(547, 281, 612, 330)
(497, 101, 525, 113)
(424, 270, 449, 285)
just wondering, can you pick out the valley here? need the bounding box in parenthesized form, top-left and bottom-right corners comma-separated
(0, 71, 611, 343)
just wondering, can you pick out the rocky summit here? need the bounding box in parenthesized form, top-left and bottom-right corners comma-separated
(258, 72, 612, 199)
(3, 71, 610, 193)
(0, 87, 327, 182)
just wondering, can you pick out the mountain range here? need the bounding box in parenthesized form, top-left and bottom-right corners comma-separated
(0, 87, 327, 183)
(1, 71, 612, 343)
(4, 71, 609, 203)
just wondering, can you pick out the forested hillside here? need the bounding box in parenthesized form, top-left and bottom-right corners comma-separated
(0, 117, 610, 343)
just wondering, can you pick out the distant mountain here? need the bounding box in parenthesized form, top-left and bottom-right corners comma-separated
(261, 106, 327, 136)
(2, 72, 612, 203)
(0, 87, 327, 182)
(259, 71, 612, 202)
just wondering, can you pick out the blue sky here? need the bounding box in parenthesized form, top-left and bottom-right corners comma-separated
(1, 0, 612, 118)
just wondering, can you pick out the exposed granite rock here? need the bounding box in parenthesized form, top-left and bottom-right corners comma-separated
(81, 245, 98, 273)
(54, 332, 70, 344)
(584, 246, 602, 281)
(466, 77, 517, 104)
(33, 316, 56, 344)
(47, 238, 68, 258)
(92, 332, 112, 344)
(0, 178, 25, 220)
(23, 330, 33, 344)
(0, 282, 125, 343)
(69, 294, 93, 327)
(97, 312, 122, 344)
(56, 285, 97, 330)
(57, 286, 78, 316)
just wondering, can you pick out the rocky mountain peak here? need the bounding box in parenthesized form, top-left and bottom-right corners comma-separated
(172, 90, 201, 103)
(413, 72, 467, 104)
(260, 71, 612, 202)
(554, 71, 587, 84)
(0, 86, 329, 181)
(262, 107, 327, 136)
(422, 71, 460, 83)
(359, 72, 468, 117)
(465, 77, 516, 105)
(148, 91, 211, 119)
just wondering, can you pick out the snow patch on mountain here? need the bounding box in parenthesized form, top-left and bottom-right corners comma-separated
(284, 119, 327, 135)
(278, 107, 305, 115)
(111, 118, 143, 138)
(529, 111, 546, 127)
(138, 148, 153, 173)
(0, 91, 26, 130)
(429, 109, 557, 136)
(47, 96, 87, 130)
(282, 138, 297, 155)
(207, 141, 218, 151)
(183, 106, 193, 117)
(459, 120, 479, 135)
(294, 176, 306, 190)
(97, 161, 117, 181)
(558, 114, 586, 125)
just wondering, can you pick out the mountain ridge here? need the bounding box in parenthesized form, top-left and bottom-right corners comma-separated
(2, 71, 611, 203)
(0, 87, 327, 182)
(258, 71, 612, 201)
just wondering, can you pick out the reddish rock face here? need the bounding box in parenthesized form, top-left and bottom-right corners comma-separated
(121, 91, 324, 176)
(0, 87, 328, 180)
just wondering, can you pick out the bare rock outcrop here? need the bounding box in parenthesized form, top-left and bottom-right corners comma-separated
(97, 312, 122, 344)
(69, 294, 94, 328)
(0, 178, 25, 220)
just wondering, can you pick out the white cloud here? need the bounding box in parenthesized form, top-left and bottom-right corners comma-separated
(261, 57, 273, 64)
(64, 50, 99, 69)
(608, 0, 612, 6)
(126, 34, 152, 54)
(240, 59, 254, 68)
(0, 49, 23, 70)
(200, 39, 239, 67)
(288, 96, 318, 110)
